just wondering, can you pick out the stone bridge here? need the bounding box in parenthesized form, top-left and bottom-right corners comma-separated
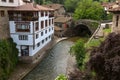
(64, 19, 100, 37)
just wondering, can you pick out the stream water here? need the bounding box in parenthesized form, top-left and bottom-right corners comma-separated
(23, 40, 74, 80)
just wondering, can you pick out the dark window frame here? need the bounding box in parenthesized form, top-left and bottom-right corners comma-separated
(9, 0, 14, 3)
(41, 21, 44, 29)
(116, 15, 119, 27)
(1, 0, 6, 2)
(0, 10, 5, 17)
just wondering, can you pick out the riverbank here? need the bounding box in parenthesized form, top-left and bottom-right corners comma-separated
(8, 37, 68, 80)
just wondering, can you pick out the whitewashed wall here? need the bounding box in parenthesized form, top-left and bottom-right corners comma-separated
(0, 0, 25, 7)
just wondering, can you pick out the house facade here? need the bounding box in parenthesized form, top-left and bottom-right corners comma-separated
(0, 0, 28, 39)
(54, 17, 72, 37)
(109, 1, 120, 32)
(42, 4, 66, 18)
(8, 3, 54, 62)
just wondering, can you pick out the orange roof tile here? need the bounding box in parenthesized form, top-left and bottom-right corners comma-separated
(109, 6, 120, 12)
(54, 17, 72, 23)
(42, 4, 64, 10)
(9, 3, 54, 11)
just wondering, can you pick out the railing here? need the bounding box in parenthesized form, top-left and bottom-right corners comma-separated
(9, 16, 38, 21)
(49, 14, 54, 18)
(16, 29, 30, 32)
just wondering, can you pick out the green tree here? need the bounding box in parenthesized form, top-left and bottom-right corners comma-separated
(73, 0, 104, 20)
(34, 0, 44, 4)
(64, 0, 80, 13)
(0, 38, 18, 80)
(70, 40, 86, 69)
(55, 74, 67, 80)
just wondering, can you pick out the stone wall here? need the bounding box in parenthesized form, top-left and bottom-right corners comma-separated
(112, 14, 120, 33)
(0, 7, 10, 39)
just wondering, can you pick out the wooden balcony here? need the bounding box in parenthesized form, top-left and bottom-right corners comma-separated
(49, 14, 54, 18)
(9, 16, 38, 21)
(16, 29, 30, 32)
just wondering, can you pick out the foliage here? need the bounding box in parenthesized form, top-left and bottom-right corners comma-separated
(103, 28, 111, 33)
(55, 74, 67, 80)
(34, 0, 44, 4)
(70, 40, 86, 69)
(68, 68, 83, 80)
(64, 0, 80, 12)
(73, 0, 104, 20)
(34, 0, 64, 5)
(85, 38, 104, 49)
(89, 32, 120, 80)
(0, 38, 18, 80)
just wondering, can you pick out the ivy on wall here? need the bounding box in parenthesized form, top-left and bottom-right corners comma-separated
(0, 38, 18, 80)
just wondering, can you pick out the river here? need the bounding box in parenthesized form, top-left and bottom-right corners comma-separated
(23, 40, 74, 80)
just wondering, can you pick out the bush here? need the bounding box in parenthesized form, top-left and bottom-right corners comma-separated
(55, 74, 67, 80)
(70, 40, 86, 70)
(0, 38, 18, 80)
(89, 32, 120, 80)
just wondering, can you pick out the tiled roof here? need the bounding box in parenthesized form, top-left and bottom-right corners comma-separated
(54, 17, 71, 23)
(101, 2, 115, 7)
(54, 26, 62, 31)
(109, 6, 120, 12)
(42, 4, 64, 10)
(9, 3, 54, 11)
(108, 3, 120, 12)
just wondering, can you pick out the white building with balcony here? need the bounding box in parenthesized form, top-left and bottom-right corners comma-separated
(8, 3, 54, 62)
(0, 0, 32, 39)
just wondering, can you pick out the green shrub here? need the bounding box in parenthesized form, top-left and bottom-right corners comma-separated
(70, 40, 86, 70)
(0, 38, 18, 80)
(55, 74, 67, 80)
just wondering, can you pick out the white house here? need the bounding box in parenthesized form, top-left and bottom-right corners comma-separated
(0, 0, 34, 7)
(0, 0, 30, 39)
(8, 3, 54, 62)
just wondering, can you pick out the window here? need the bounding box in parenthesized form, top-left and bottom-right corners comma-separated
(21, 46, 29, 56)
(42, 40, 44, 44)
(41, 21, 44, 29)
(36, 34, 39, 39)
(37, 42, 40, 47)
(49, 35, 51, 39)
(45, 30, 47, 34)
(41, 12, 44, 17)
(52, 19, 54, 24)
(16, 24, 30, 32)
(41, 32, 43, 36)
(46, 37, 48, 41)
(19, 35, 28, 40)
(1, 0, 6, 2)
(116, 15, 119, 27)
(0, 10, 5, 17)
(52, 27, 53, 30)
(49, 28, 51, 32)
(9, 0, 13, 2)
(45, 20, 48, 27)
(35, 22, 39, 31)
(45, 11, 48, 16)
(49, 19, 51, 25)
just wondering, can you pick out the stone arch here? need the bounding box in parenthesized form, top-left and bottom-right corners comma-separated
(74, 24, 92, 36)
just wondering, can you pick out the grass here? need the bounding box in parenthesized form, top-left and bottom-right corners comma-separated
(103, 28, 111, 33)
(103, 28, 111, 37)
(85, 38, 104, 49)
(68, 36, 89, 42)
